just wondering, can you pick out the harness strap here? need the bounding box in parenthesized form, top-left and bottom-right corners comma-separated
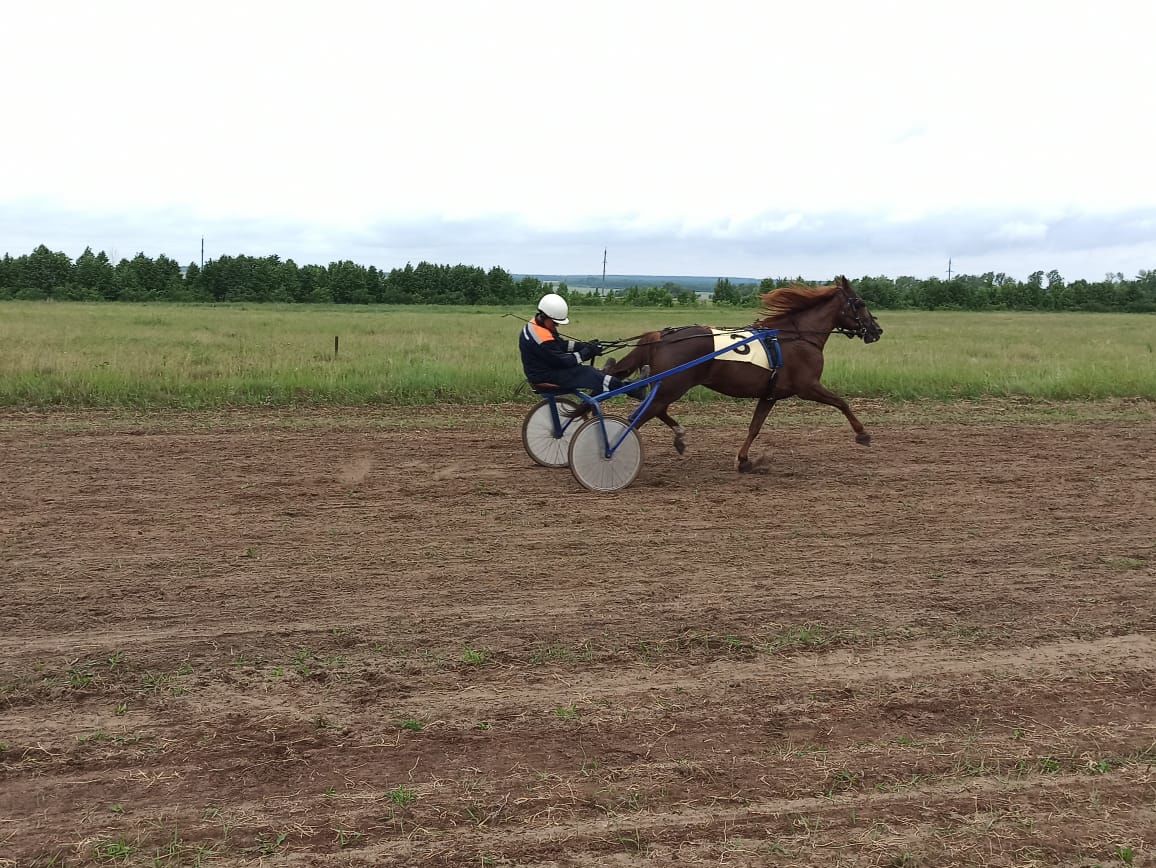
(763, 367, 781, 400)
(762, 335, 783, 368)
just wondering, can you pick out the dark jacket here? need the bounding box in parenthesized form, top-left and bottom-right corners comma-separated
(519, 318, 597, 384)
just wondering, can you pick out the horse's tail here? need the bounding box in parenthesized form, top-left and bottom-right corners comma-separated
(605, 331, 662, 378)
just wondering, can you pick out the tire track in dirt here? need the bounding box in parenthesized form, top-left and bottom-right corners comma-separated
(2, 410, 1154, 866)
(301, 771, 1156, 866)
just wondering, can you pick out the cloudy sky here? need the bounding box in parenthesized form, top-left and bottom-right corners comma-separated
(3, 0, 1155, 281)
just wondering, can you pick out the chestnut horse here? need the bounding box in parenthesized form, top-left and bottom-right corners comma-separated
(605, 276, 883, 472)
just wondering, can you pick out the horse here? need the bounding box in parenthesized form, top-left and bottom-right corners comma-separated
(604, 275, 883, 472)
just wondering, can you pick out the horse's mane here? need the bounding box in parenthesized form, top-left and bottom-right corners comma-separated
(755, 283, 841, 321)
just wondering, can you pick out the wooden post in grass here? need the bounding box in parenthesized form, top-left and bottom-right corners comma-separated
(334, 335, 339, 358)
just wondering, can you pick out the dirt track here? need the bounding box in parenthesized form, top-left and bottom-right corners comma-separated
(2, 405, 1154, 866)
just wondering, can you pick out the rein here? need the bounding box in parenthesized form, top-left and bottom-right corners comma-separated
(504, 301, 866, 352)
(502, 312, 655, 349)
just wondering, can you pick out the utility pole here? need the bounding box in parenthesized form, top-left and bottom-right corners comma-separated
(947, 258, 953, 280)
(201, 236, 204, 270)
(602, 248, 607, 295)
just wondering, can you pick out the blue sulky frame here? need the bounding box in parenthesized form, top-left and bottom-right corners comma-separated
(536, 328, 779, 461)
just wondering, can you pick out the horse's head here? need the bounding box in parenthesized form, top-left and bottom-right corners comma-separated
(834, 276, 883, 343)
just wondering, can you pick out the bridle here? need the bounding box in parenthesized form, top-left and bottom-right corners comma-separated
(836, 285, 875, 340)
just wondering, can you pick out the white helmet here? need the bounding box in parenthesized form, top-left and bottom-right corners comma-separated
(537, 292, 569, 325)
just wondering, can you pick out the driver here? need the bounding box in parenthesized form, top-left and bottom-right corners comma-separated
(519, 293, 648, 397)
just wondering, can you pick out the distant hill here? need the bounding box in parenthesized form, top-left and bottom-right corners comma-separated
(515, 274, 761, 293)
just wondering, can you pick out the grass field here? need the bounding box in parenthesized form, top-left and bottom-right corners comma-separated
(0, 301, 1153, 407)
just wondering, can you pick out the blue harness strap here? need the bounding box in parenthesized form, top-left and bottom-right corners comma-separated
(761, 335, 783, 369)
(759, 334, 783, 400)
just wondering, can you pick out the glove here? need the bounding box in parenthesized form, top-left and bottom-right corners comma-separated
(588, 340, 604, 358)
(578, 342, 599, 361)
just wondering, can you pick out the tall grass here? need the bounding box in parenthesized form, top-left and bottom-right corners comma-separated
(0, 302, 1152, 407)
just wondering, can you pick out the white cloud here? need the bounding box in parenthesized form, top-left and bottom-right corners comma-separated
(995, 222, 1049, 242)
(2, 0, 1156, 278)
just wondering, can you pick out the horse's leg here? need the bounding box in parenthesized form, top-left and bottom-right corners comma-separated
(624, 372, 686, 453)
(736, 398, 777, 472)
(798, 383, 871, 445)
(631, 382, 694, 454)
(656, 410, 687, 454)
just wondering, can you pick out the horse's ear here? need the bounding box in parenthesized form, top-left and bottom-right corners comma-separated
(836, 275, 849, 289)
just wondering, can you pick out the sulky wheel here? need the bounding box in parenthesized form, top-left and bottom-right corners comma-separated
(567, 416, 644, 492)
(522, 397, 582, 468)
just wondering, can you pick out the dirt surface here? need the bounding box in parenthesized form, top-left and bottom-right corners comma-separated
(2, 405, 1155, 867)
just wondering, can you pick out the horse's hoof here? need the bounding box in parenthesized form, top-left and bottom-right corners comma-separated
(673, 437, 686, 455)
(856, 432, 872, 446)
(737, 458, 753, 473)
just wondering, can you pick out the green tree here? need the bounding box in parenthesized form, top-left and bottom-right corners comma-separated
(1135, 270, 1156, 311)
(75, 247, 117, 299)
(0, 253, 22, 297)
(713, 278, 739, 305)
(301, 264, 332, 303)
(181, 262, 213, 301)
(855, 275, 900, 308)
(1024, 271, 1045, 309)
(485, 267, 516, 303)
(114, 257, 145, 301)
(123, 253, 157, 300)
(381, 263, 415, 303)
(512, 274, 541, 305)
(893, 276, 920, 307)
(24, 244, 73, 298)
(153, 254, 184, 300)
(203, 256, 236, 301)
(365, 265, 384, 303)
(643, 285, 674, 307)
(1044, 269, 1067, 310)
(328, 260, 372, 304)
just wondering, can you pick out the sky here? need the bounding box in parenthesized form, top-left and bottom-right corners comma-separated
(3, 0, 1155, 282)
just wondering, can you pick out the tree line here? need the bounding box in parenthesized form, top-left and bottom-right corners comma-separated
(1, 245, 1154, 312)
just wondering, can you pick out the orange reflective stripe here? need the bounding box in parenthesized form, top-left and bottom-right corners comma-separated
(527, 321, 555, 344)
